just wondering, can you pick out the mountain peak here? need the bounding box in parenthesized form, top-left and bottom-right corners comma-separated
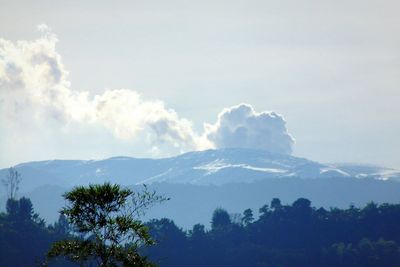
(1, 148, 399, 193)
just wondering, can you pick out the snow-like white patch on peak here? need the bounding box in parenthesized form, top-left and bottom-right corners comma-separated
(193, 160, 287, 175)
(241, 165, 287, 173)
(193, 159, 226, 174)
(136, 168, 173, 185)
(368, 170, 400, 181)
(320, 167, 350, 177)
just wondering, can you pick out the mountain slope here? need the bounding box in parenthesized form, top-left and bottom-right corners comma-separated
(1, 148, 400, 228)
(3, 177, 400, 228)
(332, 163, 400, 181)
(0, 148, 357, 192)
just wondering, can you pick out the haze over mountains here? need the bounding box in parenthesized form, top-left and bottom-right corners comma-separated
(1, 148, 400, 228)
(1, 148, 400, 192)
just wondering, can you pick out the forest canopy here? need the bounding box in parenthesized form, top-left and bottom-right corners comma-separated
(1, 190, 400, 266)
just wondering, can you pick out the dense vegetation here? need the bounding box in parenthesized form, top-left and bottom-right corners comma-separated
(143, 198, 400, 267)
(2, 195, 400, 266)
(0, 197, 71, 266)
(48, 183, 166, 266)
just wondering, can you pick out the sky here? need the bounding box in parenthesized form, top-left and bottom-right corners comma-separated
(0, 0, 399, 168)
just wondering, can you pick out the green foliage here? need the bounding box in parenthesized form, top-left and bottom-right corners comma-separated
(144, 218, 188, 267)
(211, 208, 231, 230)
(47, 183, 167, 267)
(53, 214, 70, 236)
(144, 198, 400, 267)
(241, 208, 254, 226)
(189, 224, 206, 240)
(270, 197, 282, 210)
(0, 197, 65, 266)
(3, 189, 400, 266)
(6, 197, 44, 225)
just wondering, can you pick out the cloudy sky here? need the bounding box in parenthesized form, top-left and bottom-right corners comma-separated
(0, 0, 399, 168)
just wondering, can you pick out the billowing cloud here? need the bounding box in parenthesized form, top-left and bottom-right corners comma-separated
(0, 25, 209, 153)
(204, 104, 294, 155)
(0, 26, 294, 166)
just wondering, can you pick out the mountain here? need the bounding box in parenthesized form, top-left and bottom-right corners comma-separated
(1, 148, 400, 228)
(332, 163, 400, 181)
(2, 148, 393, 192)
(2, 177, 400, 229)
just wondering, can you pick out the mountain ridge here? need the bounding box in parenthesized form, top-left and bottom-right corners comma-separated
(1, 148, 399, 193)
(1, 148, 400, 227)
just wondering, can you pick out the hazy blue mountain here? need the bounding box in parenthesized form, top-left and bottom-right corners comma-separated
(1, 148, 400, 228)
(2, 177, 400, 229)
(332, 163, 400, 181)
(3, 148, 397, 192)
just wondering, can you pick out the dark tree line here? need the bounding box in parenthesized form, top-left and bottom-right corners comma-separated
(2, 193, 400, 266)
(0, 182, 166, 267)
(47, 183, 166, 266)
(143, 198, 400, 267)
(0, 197, 72, 266)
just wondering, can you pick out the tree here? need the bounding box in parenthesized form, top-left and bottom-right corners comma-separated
(292, 198, 312, 218)
(270, 198, 282, 211)
(211, 208, 231, 230)
(47, 183, 168, 266)
(53, 214, 70, 236)
(242, 208, 254, 226)
(6, 197, 42, 224)
(1, 196, 51, 266)
(189, 224, 206, 240)
(145, 218, 188, 266)
(2, 167, 22, 199)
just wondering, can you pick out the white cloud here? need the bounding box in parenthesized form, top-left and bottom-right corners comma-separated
(0, 25, 209, 155)
(204, 104, 294, 155)
(0, 26, 295, 166)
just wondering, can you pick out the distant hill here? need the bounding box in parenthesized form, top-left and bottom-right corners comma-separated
(1, 148, 399, 192)
(1, 148, 400, 228)
(1, 177, 399, 229)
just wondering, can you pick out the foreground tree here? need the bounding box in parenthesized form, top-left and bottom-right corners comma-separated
(47, 183, 168, 266)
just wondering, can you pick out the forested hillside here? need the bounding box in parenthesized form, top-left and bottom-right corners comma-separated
(2, 195, 400, 266)
(0, 198, 71, 266)
(143, 198, 400, 267)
